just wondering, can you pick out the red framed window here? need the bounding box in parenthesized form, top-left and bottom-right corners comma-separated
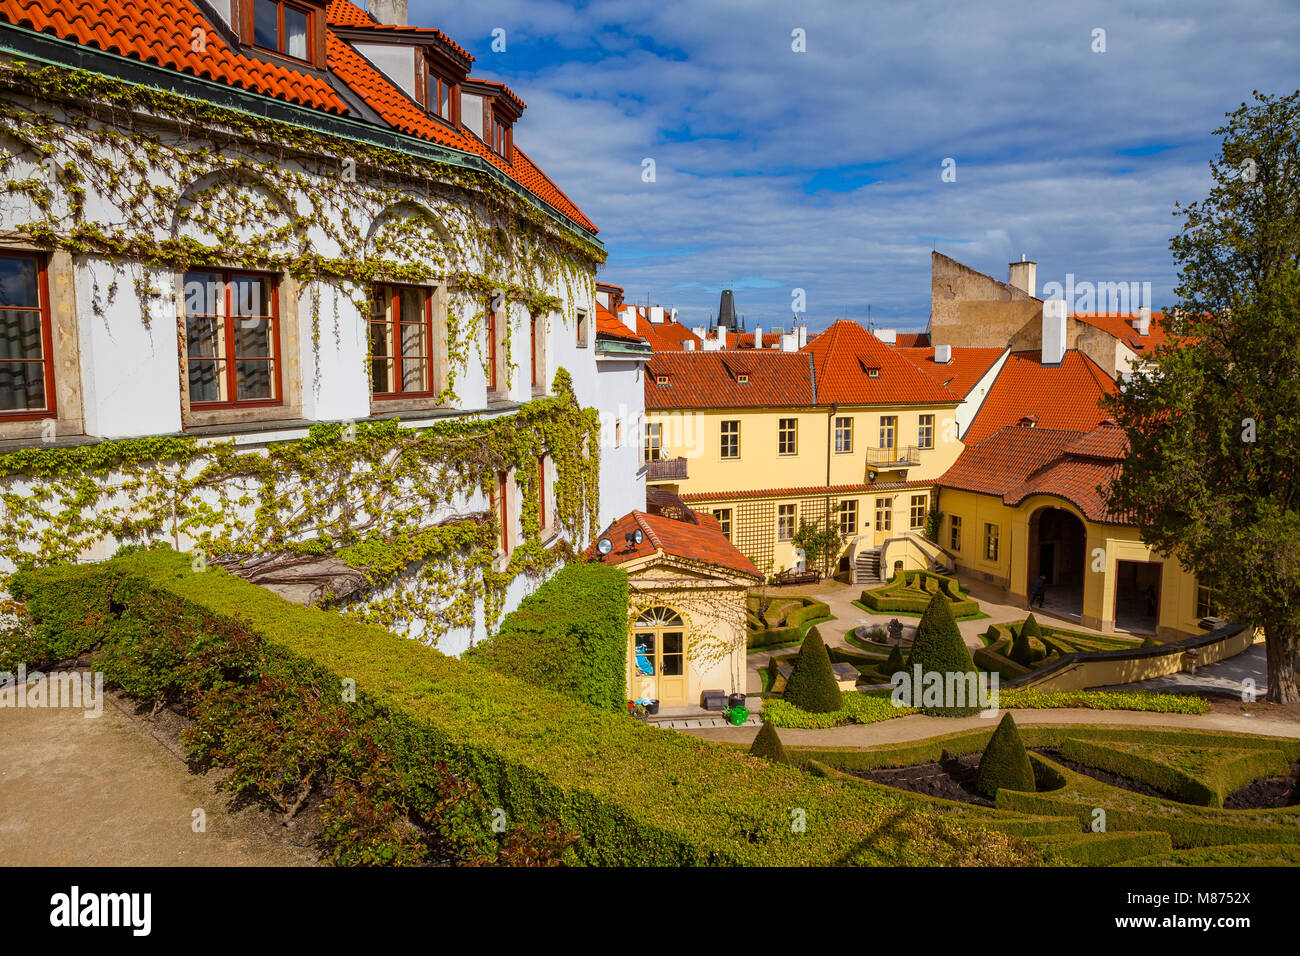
(537, 456, 546, 525)
(370, 285, 434, 398)
(427, 72, 453, 121)
(493, 119, 510, 158)
(0, 251, 55, 421)
(493, 471, 510, 553)
(184, 269, 281, 408)
(485, 298, 498, 392)
(253, 0, 312, 61)
(530, 312, 541, 387)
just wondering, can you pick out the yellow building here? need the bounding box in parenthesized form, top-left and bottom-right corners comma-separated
(586, 508, 761, 707)
(642, 322, 1003, 579)
(938, 421, 1215, 640)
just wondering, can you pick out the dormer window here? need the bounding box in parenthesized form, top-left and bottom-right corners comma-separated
(656, 374, 670, 386)
(736, 374, 750, 384)
(867, 368, 881, 378)
(254, 0, 312, 61)
(427, 72, 453, 122)
(490, 113, 512, 159)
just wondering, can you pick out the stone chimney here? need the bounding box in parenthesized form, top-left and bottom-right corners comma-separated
(1132, 306, 1151, 335)
(935, 344, 952, 364)
(369, 0, 408, 26)
(1042, 299, 1067, 365)
(1008, 254, 1037, 298)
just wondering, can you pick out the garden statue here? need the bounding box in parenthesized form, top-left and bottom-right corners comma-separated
(888, 618, 904, 646)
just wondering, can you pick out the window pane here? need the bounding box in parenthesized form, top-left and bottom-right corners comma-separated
(371, 358, 393, 395)
(231, 275, 271, 320)
(284, 4, 309, 58)
(661, 632, 684, 675)
(0, 256, 39, 308)
(400, 316, 426, 357)
(186, 313, 222, 359)
(183, 271, 221, 316)
(188, 359, 223, 404)
(0, 309, 43, 360)
(440, 83, 451, 118)
(235, 317, 274, 359)
(236, 359, 274, 400)
(0, 360, 44, 411)
(401, 357, 427, 391)
(369, 313, 393, 360)
(634, 635, 655, 676)
(254, 0, 278, 48)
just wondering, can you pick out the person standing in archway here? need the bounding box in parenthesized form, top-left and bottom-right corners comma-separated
(1031, 573, 1047, 608)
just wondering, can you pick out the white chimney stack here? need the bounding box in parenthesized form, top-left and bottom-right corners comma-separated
(797, 325, 807, 348)
(1133, 306, 1151, 336)
(684, 340, 695, 350)
(369, 0, 408, 27)
(620, 306, 638, 333)
(935, 344, 952, 364)
(780, 331, 798, 352)
(691, 325, 706, 340)
(874, 328, 897, 344)
(752, 325, 762, 348)
(670, 307, 678, 323)
(1008, 254, 1037, 298)
(1042, 299, 1067, 365)
(649, 306, 665, 324)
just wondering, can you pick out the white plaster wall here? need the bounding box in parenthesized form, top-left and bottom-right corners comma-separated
(353, 43, 417, 101)
(955, 347, 1010, 440)
(297, 281, 371, 422)
(75, 257, 182, 438)
(594, 355, 647, 531)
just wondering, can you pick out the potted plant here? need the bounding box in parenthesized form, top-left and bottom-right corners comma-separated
(627, 700, 648, 722)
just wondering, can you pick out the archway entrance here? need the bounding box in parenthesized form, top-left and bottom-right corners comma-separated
(631, 606, 687, 706)
(1114, 560, 1162, 634)
(1026, 506, 1086, 619)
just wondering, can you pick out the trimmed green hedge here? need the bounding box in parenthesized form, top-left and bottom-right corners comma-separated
(746, 596, 832, 649)
(859, 571, 980, 618)
(11, 550, 1033, 867)
(463, 562, 627, 711)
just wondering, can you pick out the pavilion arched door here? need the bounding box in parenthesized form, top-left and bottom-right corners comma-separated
(631, 606, 687, 706)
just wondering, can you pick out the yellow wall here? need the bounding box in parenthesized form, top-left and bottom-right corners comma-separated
(940, 488, 1210, 640)
(647, 403, 963, 497)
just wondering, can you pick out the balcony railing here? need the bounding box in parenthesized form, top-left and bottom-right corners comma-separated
(646, 457, 688, 481)
(864, 444, 921, 467)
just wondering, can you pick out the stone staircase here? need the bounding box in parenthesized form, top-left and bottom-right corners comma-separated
(853, 547, 882, 585)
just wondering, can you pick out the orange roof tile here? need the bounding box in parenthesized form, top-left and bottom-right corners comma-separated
(584, 510, 761, 578)
(895, 346, 1006, 398)
(894, 332, 930, 347)
(645, 350, 815, 410)
(1072, 312, 1169, 353)
(0, 0, 348, 112)
(962, 350, 1115, 444)
(800, 320, 961, 406)
(939, 422, 1129, 524)
(594, 309, 644, 344)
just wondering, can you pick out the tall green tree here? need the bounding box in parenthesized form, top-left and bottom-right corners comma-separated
(1105, 90, 1300, 703)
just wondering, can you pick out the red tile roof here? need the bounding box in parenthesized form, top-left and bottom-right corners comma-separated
(679, 479, 934, 503)
(962, 350, 1115, 444)
(724, 330, 784, 349)
(324, 27, 597, 231)
(594, 309, 644, 344)
(1072, 312, 1169, 353)
(939, 422, 1129, 524)
(894, 332, 931, 347)
(0, 0, 348, 112)
(640, 318, 702, 352)
(895, 346, 1007, 398)
(801, 320, 961, 407)
(584, 510, 761, 578)
(0, 0, 597, 233)
(645, 350, 815, 410)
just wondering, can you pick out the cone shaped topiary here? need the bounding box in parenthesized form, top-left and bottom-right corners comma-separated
(905, 594, 981, 716)
(1021, 614, 1043, 639)
(782, 626, 843, 713)
(749, 720, 791, 764)
(975, 713, 1036, 798)
(884, 644, 905, 676)
(1011, 613, 1046, 664)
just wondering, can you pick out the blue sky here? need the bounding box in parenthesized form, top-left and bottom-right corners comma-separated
(408, 0, 1299, 332)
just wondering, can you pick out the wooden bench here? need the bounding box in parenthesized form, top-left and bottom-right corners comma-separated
(773, 569, 821, 586)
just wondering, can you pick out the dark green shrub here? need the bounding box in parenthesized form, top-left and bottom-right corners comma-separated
(749, 721, 791, 764)
(905, 594, 980, 715)
(884, 645, 905, 675)
(976, 713, 1036, 798)
(464, 562, 627, 711)
(782, 626, 843, 713)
